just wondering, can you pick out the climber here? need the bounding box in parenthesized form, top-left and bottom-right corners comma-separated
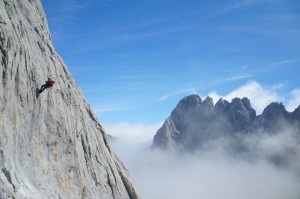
(39, 77, 55, 93)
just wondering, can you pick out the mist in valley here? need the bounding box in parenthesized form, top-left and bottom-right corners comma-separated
(107, 122, 300, 199)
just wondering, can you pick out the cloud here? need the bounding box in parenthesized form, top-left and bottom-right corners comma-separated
(158, 87, 198, 102)
(104, 122, 162, 143)
(287, 89, 300, 111)
(208, 74, 252, 87)
(94, 108, 124, 114)
(105, 122, 162, 167)
(262, 58, 300, 70)
(207, 80, 300, 114)
(208, 81, 281, 114)
(94, 107, 134, 114)
(108, 122, 300, 199)
(224, 75, 252, 81)
(132, 151, 300, 199)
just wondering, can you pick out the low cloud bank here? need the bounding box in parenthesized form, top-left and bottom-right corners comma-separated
(104, 122, 162, 166)
(106, 123, 300, 199)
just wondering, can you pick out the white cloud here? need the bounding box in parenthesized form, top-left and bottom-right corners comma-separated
(104, 122, 162, 170)
(107, 122, 300, 199)
(263, 58, 300, 68)
(208, 81, 281, 114)
(224, 75, 252, 81)
(286, 89, 300, 112)
(94, 107, 132, 114)
(104, 122, 162, 144)
(208, 81, 300, 114)
(131, 149, 300, 199)
(158, 87, 198, 102)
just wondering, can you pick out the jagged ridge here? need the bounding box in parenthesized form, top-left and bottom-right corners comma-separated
(153, 94, 300, 149)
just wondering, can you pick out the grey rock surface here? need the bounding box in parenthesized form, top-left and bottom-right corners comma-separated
(260, 102, 290, 128)
(0, 0, 139, 198)
(228, 97, 256, 131)
(153, 118, 180, 148)
(153, 94, 300, 150)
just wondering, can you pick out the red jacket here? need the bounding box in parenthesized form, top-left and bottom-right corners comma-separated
(47, 80, 55, 87)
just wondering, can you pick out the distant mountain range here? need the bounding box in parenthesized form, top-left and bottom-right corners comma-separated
(153, 94, 300, 150)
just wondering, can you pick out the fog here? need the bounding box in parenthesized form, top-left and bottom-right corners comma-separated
(107, 123, 300, 199)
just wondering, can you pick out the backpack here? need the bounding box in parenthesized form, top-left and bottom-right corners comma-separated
(48, 80, 55, 87)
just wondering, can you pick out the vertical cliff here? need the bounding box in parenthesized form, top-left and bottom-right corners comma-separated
(0, 0, 139, 198)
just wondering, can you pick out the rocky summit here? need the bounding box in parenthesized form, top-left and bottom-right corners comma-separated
(0, 0, 139, 198)
(153, 94, 300, 150)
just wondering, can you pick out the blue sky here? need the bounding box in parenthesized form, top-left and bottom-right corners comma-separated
(41, 0, 300, 125)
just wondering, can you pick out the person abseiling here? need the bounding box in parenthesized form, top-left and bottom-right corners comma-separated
(39, 77, 55, 94)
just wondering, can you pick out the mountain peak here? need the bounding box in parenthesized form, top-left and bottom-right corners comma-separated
(203, 96, 214, 107)
(177, 94, 202, 109)
(262, 102, 288, 118)
(153, 95, 300, 149)
(215, 98, 230, 113)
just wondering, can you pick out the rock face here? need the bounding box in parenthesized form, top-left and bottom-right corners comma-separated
(0, 0, 139, 198)
(153, 94, 300, 149)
